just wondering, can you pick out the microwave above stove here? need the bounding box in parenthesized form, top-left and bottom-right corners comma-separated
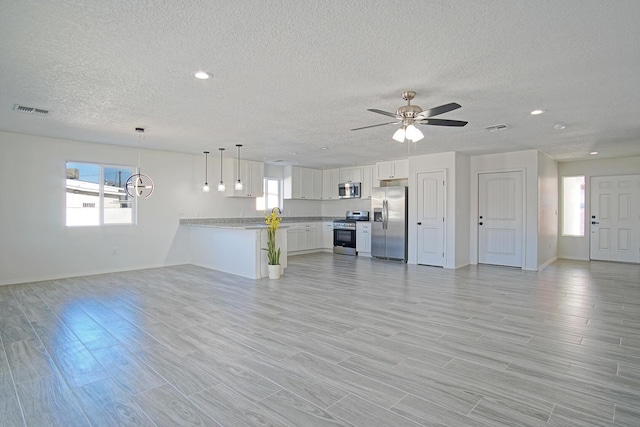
(338, 182, 361, 199)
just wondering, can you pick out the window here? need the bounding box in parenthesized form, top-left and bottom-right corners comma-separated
(66, 162, 135, 226)
(256, 177, 281, 211)
(562, 176, 585, 236)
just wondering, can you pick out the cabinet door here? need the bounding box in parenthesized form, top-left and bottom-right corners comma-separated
(339, 167, 363, 183)
(356, 223, 372, 252)
(393, 159, 409, 179)
(311, 169, 323, 200)
(323, 222, 334, 248)
(300, 168, 314, 199)
(361, 164, 375, 199)
(322, 169, 340, 199)
(287, 225, 299, 252)
(249, 161, 264, 197)
(376, 161, 394, 179)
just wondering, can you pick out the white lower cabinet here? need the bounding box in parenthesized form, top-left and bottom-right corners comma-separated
(288, 222, 322, 253)
(286, 224, 300, 252)
(356, 222, 372, 254)
(322, 221, 334, 249)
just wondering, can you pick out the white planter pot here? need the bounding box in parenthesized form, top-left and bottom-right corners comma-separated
(268, 264, 281, 279)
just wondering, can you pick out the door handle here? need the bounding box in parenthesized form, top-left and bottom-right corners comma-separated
(479, 222, 483, 226)
(417, 222, 422, 225)
(591, 221, 599, 225)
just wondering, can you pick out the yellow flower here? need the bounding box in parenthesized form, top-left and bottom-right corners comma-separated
(264, 207, 282, 265)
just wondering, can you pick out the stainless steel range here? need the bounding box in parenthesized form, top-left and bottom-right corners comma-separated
(333, 210, 369, 256)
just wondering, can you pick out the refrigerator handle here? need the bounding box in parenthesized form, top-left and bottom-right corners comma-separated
(383, 199, 388, 230)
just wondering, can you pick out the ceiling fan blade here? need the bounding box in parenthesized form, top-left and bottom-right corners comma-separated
(351, 121, 400, 131)
(418, 118, 468, 127)
(367, 109, 402, 119)
(416, 102, 462, 119)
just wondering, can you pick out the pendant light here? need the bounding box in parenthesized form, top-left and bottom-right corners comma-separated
(234, 144, 243, 191)
(202, 151, 210, 192)
(217, 148, 226, 191)
(125, 127, 155, 198)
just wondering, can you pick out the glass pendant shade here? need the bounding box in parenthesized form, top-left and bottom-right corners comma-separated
(406, 124, 424, 142)
(392, 127, 406, 142)
(203, 183, 210, 192)
(217, 181, 225, 192)
(235, 180, 243, 191)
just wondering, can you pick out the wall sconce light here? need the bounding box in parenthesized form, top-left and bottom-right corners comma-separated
(217, 148, 226, 191)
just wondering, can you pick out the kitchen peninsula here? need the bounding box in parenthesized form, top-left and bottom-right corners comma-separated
(180, 218, 289, 279)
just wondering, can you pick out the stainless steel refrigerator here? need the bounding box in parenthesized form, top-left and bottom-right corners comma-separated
(371, 186, 408, 261)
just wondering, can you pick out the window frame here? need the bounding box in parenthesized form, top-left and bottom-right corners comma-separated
(561, 175, 586, 237)
(65, 161, 137, 227)
(256, 176, 282, 212)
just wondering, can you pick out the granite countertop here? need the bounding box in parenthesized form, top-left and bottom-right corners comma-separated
(180, 216, 343, 229)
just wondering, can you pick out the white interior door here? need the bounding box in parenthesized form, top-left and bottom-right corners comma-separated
(417, 171, 445, 266)
(590, 175, 640, 263)
(478, 171, 523, 267)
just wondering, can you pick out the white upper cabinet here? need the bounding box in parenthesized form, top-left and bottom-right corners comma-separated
(322, 169, 340, 200)
(376, 159, 409, 180)
(226, 158, 264, 197)
(284, 166, 323, 200)
(361, 164, 377, 199)
(339, 166, 363, 183)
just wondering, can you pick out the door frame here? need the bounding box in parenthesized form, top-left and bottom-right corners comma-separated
(471, 168, 527, 269)
(589, 174, 640, 263)
(407, 169, 448, 268)
(415, 169, 447, 267)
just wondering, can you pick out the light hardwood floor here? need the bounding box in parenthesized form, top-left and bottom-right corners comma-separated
(1, 254, 639, 426)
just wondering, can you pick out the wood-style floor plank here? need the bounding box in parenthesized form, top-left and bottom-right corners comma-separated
(0, 255, 638, 426)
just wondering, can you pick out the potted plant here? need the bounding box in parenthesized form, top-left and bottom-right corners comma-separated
(264, 207, 282, 279)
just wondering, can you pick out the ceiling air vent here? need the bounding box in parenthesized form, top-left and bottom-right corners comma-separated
(485, 124, 508, 132)
(13, 104, 51, 116)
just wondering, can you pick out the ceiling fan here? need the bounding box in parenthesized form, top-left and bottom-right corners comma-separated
(351, 91, 467, 142)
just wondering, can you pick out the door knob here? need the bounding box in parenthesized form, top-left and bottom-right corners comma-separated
(479, 222, 483, 226)
(479, 215, 483, 219)
(591, 221, 599, 225)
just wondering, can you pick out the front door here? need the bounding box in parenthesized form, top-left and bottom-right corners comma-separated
(417, 171, 445, 266)
(590, 175, 640, 263)
(478, 171, 523, 267)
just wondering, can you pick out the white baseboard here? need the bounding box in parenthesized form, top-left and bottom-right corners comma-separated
(537, 256, 558, 272)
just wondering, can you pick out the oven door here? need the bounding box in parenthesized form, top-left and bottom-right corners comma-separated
(333, 228, 356, 255)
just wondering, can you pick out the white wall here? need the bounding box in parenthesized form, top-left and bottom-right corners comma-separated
(470, 150, 539, 270)
(408, 152, 458, 268)
(321, 198, 371, 217)
(558, 155, 640, 260)
(537, 151, 559, 269)
(454, 153, 471, 268)
(0, 131, 264, 285)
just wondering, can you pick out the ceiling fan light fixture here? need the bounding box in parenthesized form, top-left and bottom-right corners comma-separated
(406, 124, 424, 142)
(392, 127, 406, 142)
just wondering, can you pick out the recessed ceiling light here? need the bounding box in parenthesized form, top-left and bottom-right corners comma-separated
(289, 152, 297, 155)
(590, 151, 598, 155)
(320, 147, 328, 150)
(530, 109, 545, 115)
(553, 122, 566, 130)
(194, 71, 211, 80)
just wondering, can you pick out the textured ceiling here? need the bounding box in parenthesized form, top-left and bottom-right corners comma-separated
(1, 0, 640, 168)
